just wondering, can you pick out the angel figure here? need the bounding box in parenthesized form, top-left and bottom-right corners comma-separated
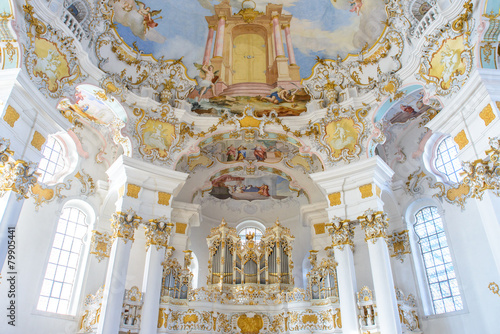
(193, 63, 219, 101)
(349, 0, 363, 15)
(135, 1, 162, 31)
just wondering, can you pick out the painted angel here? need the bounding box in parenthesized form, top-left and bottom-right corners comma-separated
(193, 63, 219, 100)
(349, 0, 363, 15)
(135, 1, 162, 31)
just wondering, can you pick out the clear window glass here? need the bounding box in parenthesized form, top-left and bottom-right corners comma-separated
(37, 137, 66, 184)
(435, 137, 463, 183)
(37, 207, 88, 315)
(238, 227, 263, 243)
(414, 206, 463, 314)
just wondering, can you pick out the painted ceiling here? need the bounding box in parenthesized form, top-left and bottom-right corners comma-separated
(14, 0, 486, 222)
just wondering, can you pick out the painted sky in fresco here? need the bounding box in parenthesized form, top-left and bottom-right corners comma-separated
(113, 0, 386, 78)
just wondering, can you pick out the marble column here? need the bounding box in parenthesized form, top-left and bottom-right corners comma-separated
(97, 210, 142, 334)
(282, 24, 296, 65)
(0, 149, 37, 270)
(203, 25, 215, 65)
(271, 15, 285, 58)
(359, 210, 402, 334)
(213, 16, 226, 58)
(328, 218, 360, 334)
(139, 219, 174, 334)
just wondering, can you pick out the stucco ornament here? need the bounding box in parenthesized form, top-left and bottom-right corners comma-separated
(328, 217, 355, 250)
(358, 209, 389, 242)
(144, 218, 174, 249)
(111, 209, 142, 242)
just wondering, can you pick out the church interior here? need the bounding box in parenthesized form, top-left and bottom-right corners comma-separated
(1, 0, 500, 333)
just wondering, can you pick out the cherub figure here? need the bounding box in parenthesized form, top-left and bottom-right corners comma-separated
(135, 1, 162, 31)
(349, 0, 363, 15)
(193, 63, 219, 100)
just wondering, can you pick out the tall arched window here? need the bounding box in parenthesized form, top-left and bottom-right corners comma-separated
(238, 226, 263, 243)
(37, 136, 66, 184)
(414, 206, 463, 314)
(434, 136, 463, 183)
(37, 206, 89, 315)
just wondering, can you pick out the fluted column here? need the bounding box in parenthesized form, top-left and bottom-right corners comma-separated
(139, 218, 173, 334)
(359, 210, 402, 334)
(327, 218, 359, 334)
(203, 25, 215, 65)
(282, 24, 296, 64)
(213, 16, 226, 58)
(0, 140, 38, 269)
(271, 15, 285, 58)
(97, 210, 142, 334)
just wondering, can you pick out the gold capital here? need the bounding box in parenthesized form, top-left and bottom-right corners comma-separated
(111, 210, 142, 242)
(358, 210, 389, 242)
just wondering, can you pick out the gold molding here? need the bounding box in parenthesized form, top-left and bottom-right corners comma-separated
(454, 130, 469, 150)
(479, 104, 496, 126)
(176, 222, 187, 234)
(89, 230, 112, 262)
(126, 184, 141, 198)
(489, 282, 500, 298)
(3, 105, 19, 127)
(359, 184, 373, 199)
(313, 223, 326, 235)
(328, 192, 341, 206)
(358, 210, 389, 242)
(328, 219, 354, 249)
(31, 131, 46, 151)
(158, 192, 172, 206)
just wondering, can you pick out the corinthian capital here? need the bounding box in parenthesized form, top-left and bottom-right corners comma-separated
(328, 217, 355, 250)
(111, 210, 142, 242)
(358, 209, 389, 242)
(144, 218, 174, 249)
(0, 159, 38, 200)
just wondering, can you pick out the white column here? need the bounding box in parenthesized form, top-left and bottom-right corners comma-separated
(140, 220, 173, 334)
(0, 191, 24, 270)
(475, 192, 500, 274)
(97, 211, 141, 334)
(360, 210, 402, 334)
(328, 219, 359, 334)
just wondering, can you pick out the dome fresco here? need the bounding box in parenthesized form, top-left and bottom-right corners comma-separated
(2, 0, 500, 333)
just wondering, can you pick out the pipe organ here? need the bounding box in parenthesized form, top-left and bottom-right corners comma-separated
(161, 250, 193, 300)
(307, 250, 339, 300)
(207, 219, 295, 290)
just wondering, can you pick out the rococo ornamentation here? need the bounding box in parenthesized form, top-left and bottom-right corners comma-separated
(358, 209, 389, 242)
(111, 209, 142, 242)
(144, 218, 174, 249)
(327, 217, 355, 250)
(387, 230, 411, 263)
(90, 230, 113, 262)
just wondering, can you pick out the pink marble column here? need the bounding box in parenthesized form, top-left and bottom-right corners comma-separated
(272, 15, 285, 57)
(203, 25, 215, 65)
(213, 16, 226, 58)
(283, 24, 296, 65)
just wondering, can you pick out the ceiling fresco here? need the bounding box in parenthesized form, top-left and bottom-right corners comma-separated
(16, 0, 482, 221)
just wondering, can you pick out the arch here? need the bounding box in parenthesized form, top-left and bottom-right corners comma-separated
(423, 133, 463, 184)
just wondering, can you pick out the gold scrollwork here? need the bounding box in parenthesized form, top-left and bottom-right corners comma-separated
(358, 210, 389, 242)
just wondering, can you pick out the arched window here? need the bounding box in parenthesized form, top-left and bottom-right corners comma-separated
(414, 206, 463, 314)
(37, 137, 66, 184)
(238, 227, 263, 243)
(37, 206, 89, 315)
(434, 136, 463, 183)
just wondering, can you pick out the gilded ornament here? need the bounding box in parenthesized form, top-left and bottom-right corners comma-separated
(454, 130, 469, 150)
(489, 282, 500, 298)
(359, 184, 373, 199)
(126, 184, 141, 198)
(387, 230, 411, 262)
(479, 104, 496, 127)
(90, 231, 112, 262)
(176, 222, 187, 234)
(328, 192, 341, 206)
(31, 131, 46, 151)
(237, 314, 263, 334)
(358, 209, 389, 242)
(3, 105, 19, 127)
(327, 218, 354, 249)
(158, 191, 172, 206)
(313, 223, 325, 235)
(144, 218, 174, 249)
(110, 210, 142, 242)
(0, 159, 38, 200)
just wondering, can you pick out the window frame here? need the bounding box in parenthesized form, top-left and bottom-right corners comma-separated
(35, 200, 95, 318)
(405, 199, 467, 318)
(236, 220, 265, 244)
(423, 134, 463, 185)
(37, 132, 79, 185)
